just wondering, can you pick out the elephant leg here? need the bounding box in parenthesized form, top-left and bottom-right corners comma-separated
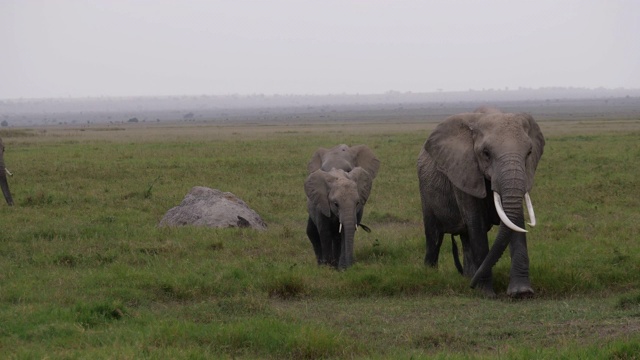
(507, 232, 534, 297)
(315, 223, 335, 266)
(423, 216, 443, 268)
(425, 230, 444, 268)
(331, 233, 342, 268)
(306, 218, 323, 265)
(459, 234, 476, 278)
(454, 190, 495, 296)
(468, 229, 495, 297)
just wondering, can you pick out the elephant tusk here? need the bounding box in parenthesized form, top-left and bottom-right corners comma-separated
(525, 192, 536, 227)
(339, 223, 342, 233)
(493, 192, 527, 233)
(5, 168, 12, 176)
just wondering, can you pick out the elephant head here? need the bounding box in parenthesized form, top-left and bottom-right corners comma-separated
(307, 144, 380, 178)
(425, 109, 544, 294)
(0, 137, 13, 206)
(305, 167, 374, 269)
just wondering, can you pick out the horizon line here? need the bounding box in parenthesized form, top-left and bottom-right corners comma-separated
(3, 86, 640, 102)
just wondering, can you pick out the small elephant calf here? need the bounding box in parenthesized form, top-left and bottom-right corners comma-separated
(304, 144, 380, 269)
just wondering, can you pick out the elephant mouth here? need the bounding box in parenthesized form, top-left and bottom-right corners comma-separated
(493, 192, 536, 233)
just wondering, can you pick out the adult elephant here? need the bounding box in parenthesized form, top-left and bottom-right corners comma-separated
(417, 107, 545, 297)
(305, 144, 380, 269)
(0, 137, 14, 206)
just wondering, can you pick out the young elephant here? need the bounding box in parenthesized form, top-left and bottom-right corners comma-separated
(304, 144, 379, 269)
(418, 108, 545, 297)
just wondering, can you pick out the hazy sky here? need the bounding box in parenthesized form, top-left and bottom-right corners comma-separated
(2, 0, 639, 99)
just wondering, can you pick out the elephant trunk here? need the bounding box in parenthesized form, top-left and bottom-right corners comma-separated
(0, 161, 13, 206)
(471, 163, 527, 288)
(338, 213, 357, 269)
(471, 193, 526, 288)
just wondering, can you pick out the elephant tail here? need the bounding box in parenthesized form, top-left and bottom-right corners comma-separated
(451, 235, 463, 275)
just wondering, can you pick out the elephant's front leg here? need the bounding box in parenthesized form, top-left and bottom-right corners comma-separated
(455, 191, 495, 296)
(423, 216, 444, 267)
(331, 233, 342, 268)
(466, 224, 495, 297)
(306, 218, 323, 265)
(465, 232, 496, 297)
(317, 223, 336, 266)
(507, 232, 533, 297)
(459, 234, 476, 277)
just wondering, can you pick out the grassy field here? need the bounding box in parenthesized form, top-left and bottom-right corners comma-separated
(0, 117, 639, 359)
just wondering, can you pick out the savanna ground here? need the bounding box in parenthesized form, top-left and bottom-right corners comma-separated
(0, 108, 639, 359)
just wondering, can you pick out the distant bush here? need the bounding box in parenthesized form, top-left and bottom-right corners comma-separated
(0, 128, 36, 137)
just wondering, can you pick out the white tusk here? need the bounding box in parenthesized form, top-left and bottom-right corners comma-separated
(339, 223, 342, 233)
(5, 168, 12, 176)
(525, 192, 536, 227)
(493, 192, 527, 233)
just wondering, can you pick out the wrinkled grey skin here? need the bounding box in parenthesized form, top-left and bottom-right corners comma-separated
(417, 108, 544, 297)
(0, 137, 14, 206)
(305, 144, 380, 269)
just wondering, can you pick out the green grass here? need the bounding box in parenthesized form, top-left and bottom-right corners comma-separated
(0, 121, 639, 358)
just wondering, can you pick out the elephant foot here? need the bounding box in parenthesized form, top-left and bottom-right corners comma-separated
(479, 287, 497, 299)
(472, 278, 496, 298)
(338, 259, 354, 270)
(507, 280, 534, 298)
(462, 265, 476, 278)
(317, 259, 337, 268)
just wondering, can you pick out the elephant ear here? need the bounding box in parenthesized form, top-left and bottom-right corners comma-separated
(349, 145, 380, 179)
(346, 167, 374, 204)
(521, 113, 545, 192)
(307, 147, 329, 174)
(425, 113, 486, 198)
(304, 170, 333, 217)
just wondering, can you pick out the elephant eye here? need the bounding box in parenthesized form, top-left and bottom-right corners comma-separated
(333, 202, 339, 208)
(482, 148, 490, 159)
